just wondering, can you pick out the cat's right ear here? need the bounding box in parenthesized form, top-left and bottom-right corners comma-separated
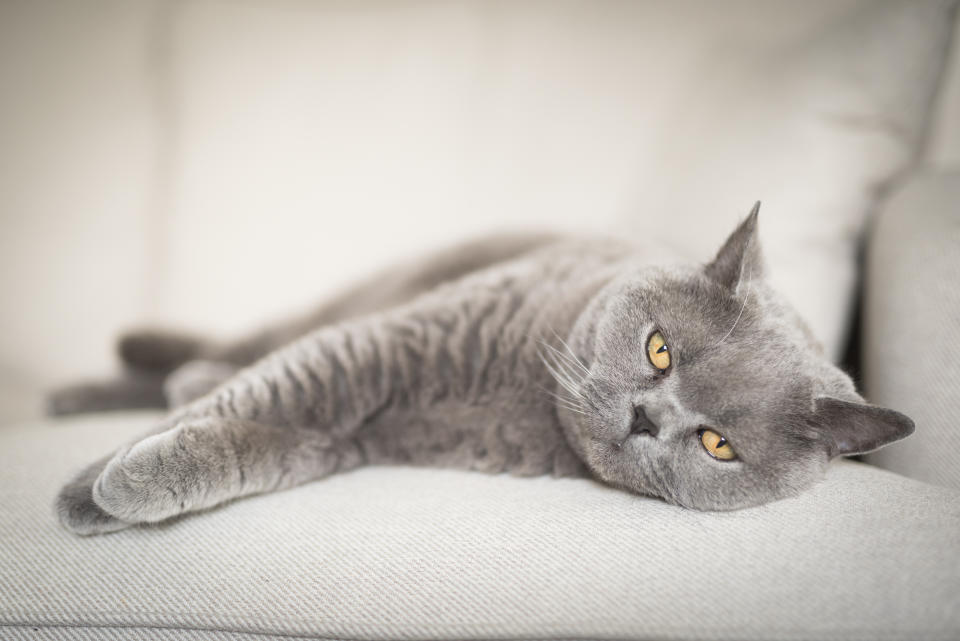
(811, 397, 915, 458)
(705, 202, 763, 294)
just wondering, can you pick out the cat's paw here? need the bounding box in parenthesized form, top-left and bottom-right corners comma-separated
(92, 432, 186, 524)
(56, 458, 133, 535)
(92, 420, 233, 524)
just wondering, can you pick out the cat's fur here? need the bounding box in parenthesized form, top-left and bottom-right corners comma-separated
(54, 208, 913, 535)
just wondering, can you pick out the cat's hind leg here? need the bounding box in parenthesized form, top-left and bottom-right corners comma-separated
(163, 360, 239, 408)
(46, 358, 238, 416)
(47, 371, 168, 415)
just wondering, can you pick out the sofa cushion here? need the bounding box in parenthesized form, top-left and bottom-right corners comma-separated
(2, 412, 958, 640)
(863, 172, 960, 488)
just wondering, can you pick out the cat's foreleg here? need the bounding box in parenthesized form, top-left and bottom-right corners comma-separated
(64, 310, 445, 532)
(55, 413, 356, 534)
(91, 417, 364, 525)
(56, 453, 136, 535)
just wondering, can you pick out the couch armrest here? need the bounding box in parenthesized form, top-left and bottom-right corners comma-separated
(863, 171, 960, 488)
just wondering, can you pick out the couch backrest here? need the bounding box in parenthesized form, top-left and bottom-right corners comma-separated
(926, 6, 960, 171)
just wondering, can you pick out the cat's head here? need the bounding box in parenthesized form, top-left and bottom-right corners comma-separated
(555, 205, 913, 510)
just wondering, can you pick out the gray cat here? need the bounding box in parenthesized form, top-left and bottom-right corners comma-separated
(54, 206, 914, 535)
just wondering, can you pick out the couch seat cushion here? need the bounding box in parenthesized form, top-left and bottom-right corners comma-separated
(1, 412, 959, 640)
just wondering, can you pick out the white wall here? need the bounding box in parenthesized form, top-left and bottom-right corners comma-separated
(0, 0, 161, 420)
(156, 0, 888, 339)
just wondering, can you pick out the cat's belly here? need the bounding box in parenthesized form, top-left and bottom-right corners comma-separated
(355, 401, 587, 478)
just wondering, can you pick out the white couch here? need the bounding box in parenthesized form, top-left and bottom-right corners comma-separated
(1, 2, 958, 639)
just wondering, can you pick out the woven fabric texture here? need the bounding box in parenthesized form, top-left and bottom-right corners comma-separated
(1, 412, 959, 641)
(864, 172, 960, 488)
(1, 627, 315, 641)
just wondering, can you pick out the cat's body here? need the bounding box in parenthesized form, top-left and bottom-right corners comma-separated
(54, 209, 914, 535)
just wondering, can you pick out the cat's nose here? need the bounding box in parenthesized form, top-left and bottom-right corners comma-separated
(630, 404, 660, 437)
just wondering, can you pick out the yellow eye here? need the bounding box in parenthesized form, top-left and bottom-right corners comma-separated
(699, 428, 737, 461)
(646, 330, 671, 371)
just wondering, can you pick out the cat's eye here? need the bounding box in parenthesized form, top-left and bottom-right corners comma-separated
(699, 428, 736, 461)
(646, 330, 671, 372)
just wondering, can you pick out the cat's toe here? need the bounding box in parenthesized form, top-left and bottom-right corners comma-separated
(92, 434, 184, 524)
(56, 462, 132, 535)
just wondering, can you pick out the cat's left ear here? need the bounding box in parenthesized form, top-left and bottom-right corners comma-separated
(812, 397, 915, 458)
(705, 202, 764, 294)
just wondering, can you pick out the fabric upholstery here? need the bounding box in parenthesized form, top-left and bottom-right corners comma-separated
(927, 4, 960, 170)
(863, 172, 960, 488)
(2, 412, 958, 640)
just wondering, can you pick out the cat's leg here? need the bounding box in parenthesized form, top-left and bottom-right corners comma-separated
(55, 411, 353, 534)
(92, 417, 364, 525)
(58, 256, 560, 535)
(49, 233, 556, 416)
(47, 371, 168, 415)
(56, 453, 135, 535)
(46, 358, 238, 415)
(58, 304, 455, 533)
(163, 360, 239, 407)
(45, 330, 214, 415)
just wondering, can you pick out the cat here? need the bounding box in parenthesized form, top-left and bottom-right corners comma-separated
(54, 205, 914, 535)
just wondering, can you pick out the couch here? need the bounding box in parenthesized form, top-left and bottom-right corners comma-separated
(1, 2, 958, 639)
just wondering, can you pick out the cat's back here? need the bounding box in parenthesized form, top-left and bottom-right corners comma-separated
(417, 232, 671, 309)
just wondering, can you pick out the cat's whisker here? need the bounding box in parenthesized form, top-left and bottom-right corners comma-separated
(548, 353, 605, 418)
(543, 389, 587, 412)
(538, 341, 588, 382)
(545, 334, 589, 376)
(555, 402, 590, 417)
(537, 348, 586, 403)
(535, 384, 591, 417)
(549, 328, 590, 374)
(528, 332, 587, 391)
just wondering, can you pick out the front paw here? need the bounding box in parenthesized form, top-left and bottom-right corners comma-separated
(92, 432, 186, 524)
(92, 419, 235, 524)
(56, 458, 133, 535)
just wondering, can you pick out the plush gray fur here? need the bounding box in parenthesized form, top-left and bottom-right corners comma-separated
(54, 208, 914, 535)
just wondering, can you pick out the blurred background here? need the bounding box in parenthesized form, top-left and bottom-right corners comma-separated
(1, 0, 957, 423)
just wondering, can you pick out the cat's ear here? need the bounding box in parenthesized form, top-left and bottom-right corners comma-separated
(812, 397, 915, 458)
(705, 202, 764, 293)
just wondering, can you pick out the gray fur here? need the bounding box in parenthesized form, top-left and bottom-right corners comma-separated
(54, 210, 914, 535)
